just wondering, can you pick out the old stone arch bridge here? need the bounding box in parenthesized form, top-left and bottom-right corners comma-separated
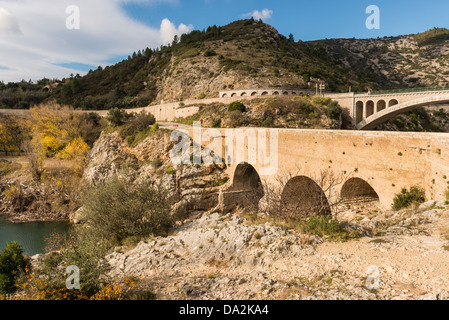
(177, 126, 449, 213)
(220, 88, 449, 130)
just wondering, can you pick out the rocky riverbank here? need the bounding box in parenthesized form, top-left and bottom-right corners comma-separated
(105, 200, 449, 300)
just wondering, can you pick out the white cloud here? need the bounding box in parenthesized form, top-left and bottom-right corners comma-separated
(244, 8, 273, 21)
(160, 18, 193, 45)
(0, 0, 192, 82)
(0, 8, 20, 34)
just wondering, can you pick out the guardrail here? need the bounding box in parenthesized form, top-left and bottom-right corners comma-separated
(367, 86, 449, 95)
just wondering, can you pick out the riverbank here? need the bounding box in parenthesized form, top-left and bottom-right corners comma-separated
(0, 157, 78, 224)
(106, 201, 449, 300)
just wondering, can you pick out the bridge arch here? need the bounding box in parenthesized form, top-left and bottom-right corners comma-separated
(357, 94, 449, 130)
(230, 162, 265, 211)
(389, 99, 399, 107)
(283, 91, 289, 96)
(231, 93, 237, 97)
(251, 91, 258, 96)
(273, 91, 280, 95)
(341, 178, 379, 203)
(222, 93, 228, 98)
(261, 91, 269, 96)
(366, 100, 375, 117)
(355, 101, 364, 124)
(241, 92, 247, 97)
(281, 176, 330, 217)
(377, 100, 386, 112)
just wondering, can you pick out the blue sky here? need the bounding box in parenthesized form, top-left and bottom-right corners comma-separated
(1, 0, 449, 82)
(122, 0, 449, 41)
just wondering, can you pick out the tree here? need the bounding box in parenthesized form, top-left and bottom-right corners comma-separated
(288, 33, 295, 42)
(0, 242, 31, 294)
(0, 115, 29, 155)
(106, 108, 131, 127)
(70, 77, 82, 94)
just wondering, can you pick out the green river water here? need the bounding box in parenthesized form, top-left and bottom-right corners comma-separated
(0, 216, 71, 256)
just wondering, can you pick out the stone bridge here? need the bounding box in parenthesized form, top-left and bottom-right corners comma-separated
(176, 126, 449, 213)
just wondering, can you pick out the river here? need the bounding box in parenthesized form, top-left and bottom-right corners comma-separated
(0, 216, 71, 256)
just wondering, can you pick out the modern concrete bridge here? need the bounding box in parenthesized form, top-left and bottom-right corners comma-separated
(220, 87, 449, 130)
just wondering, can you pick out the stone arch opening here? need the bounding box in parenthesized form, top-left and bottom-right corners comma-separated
(241, 92, 247, 97)
(231, 93, 237, 97)
(292, 92, 297, 95)
(261, 91, 269, 96)
(389, 99, 399, 107)
(273, 91, 280, 95)
(341, 178, 379, 203)
(251, 92, 258, 96)
(222, 93, 228, 98)
(283, 91, 289, 96)
(281, 176, 330, 217)
(377, 100, 386, 113)
(231, 163, 265, 211)
(366, 101, 375, 118)
(356, 101, 364, 124)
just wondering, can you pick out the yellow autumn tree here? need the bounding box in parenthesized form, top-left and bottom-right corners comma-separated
(27, 102, 92, 174)
(57, 136, 90, 173)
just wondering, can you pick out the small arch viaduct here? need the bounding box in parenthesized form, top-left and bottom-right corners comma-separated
(178, 127, 449, 213)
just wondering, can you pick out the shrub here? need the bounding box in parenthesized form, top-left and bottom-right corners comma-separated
(151, 123, 159, 132)
(312, 96, 331, 106)
(197, 92, 206, 100)
(119, 111, 156, 138)
(0, 242, 31, 294)
(80, 176, 173, 245)
(106, 108, 131, 127)
(228, 102, 246, 113)
(204, 50, 217, 57)
(325, 101, 342, 120)
(128, 111, 156, 133)
(392, 186, 426, 210)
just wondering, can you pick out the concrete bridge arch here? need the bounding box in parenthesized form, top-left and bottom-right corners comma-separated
(356, 94, 449, 130)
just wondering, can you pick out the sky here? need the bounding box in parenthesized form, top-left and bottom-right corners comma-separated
(1, 0, 449, 82)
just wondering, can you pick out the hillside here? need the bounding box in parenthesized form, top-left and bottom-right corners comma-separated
(2, 22, 449, 112)
(307, 28, 449, 90)
(0, 19, 373, 110)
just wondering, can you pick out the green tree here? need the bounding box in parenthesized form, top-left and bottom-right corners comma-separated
(106, 108, 131, 127)
(70, 77, 82, 94)
(228, 101, 246, 113)
(0, 242, 31, 294)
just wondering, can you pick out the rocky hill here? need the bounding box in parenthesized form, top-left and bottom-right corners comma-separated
(307, 28, 449, 91)
(9, 20, 449, 110)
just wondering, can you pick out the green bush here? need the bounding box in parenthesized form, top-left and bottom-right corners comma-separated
(324, 101, 342, 120)
(106, 108, 131, 127)
(312, 96, 331, 106)
(392, 186, 426, 210)
(203, 50, 217, 57)
(80, 176, 173, 245)
(197, 93, 206, 100)
(228, 102, 246, 113)
(119, 111, 156, 138)
(0, 242, 30, 294)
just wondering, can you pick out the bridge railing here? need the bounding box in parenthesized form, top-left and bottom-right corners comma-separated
(367, 86, 449, 95)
